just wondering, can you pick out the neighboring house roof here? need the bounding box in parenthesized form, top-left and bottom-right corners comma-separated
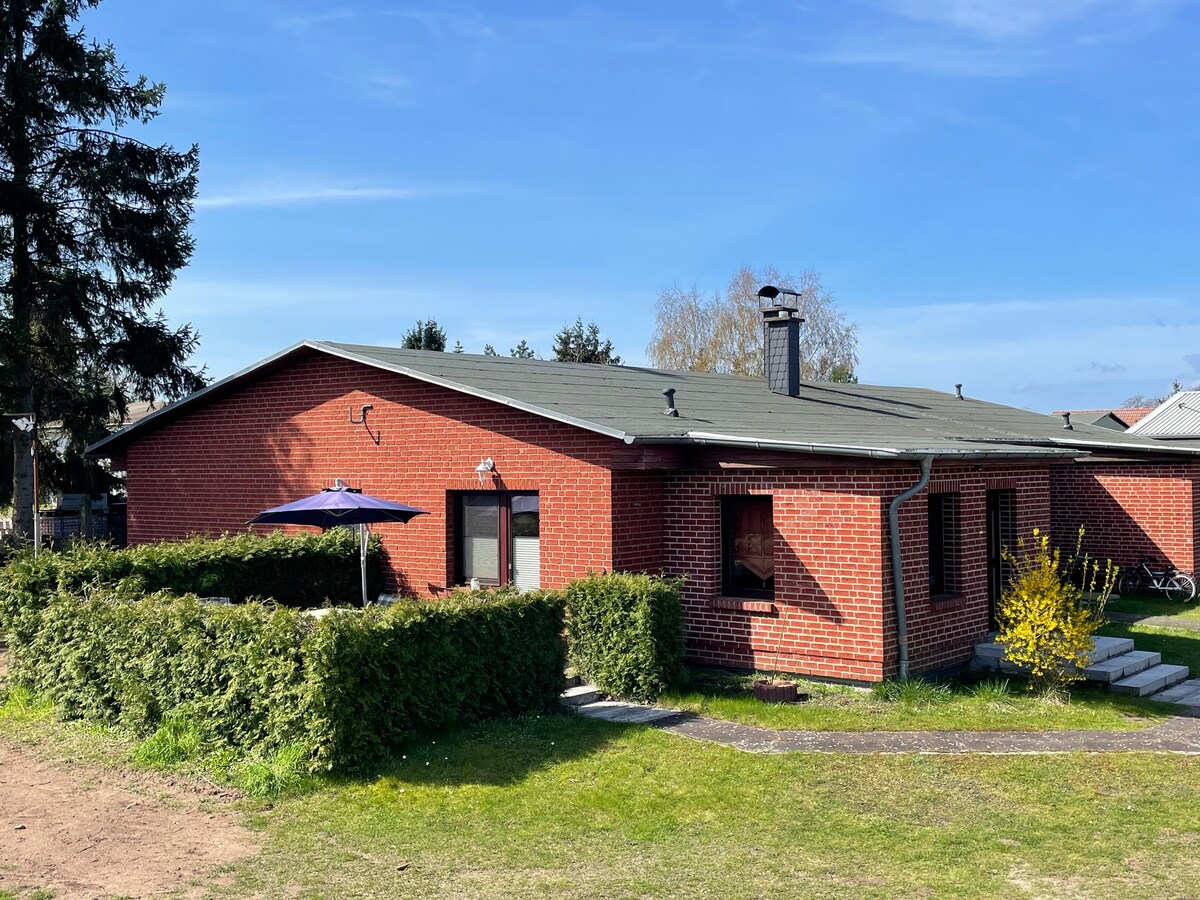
(1127, 392, 1200, 438)
(1052, 407, 1157, 430)
(1053, 410, 1126, 431)
(1115, 407, 1155, 427)
(86, 341, 1200, 463)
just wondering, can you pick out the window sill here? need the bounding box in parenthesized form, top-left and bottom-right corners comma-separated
(929, 592, 966, 610)
(711, 597, 778, 615)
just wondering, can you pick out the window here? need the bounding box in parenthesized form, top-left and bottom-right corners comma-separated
(721, 495, 775, 599)
(454, 492, 540, 590)
(928, 493, 960, 598)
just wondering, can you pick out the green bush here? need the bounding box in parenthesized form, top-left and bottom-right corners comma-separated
(9, 588, 566, 772)
(301, 591, 567, 768)
(0, 529, 386, 642)
(15, 591, 311, 745)
(566, 573, 684, 702)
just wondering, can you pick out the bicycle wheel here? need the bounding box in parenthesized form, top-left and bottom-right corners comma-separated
(1165, 573, 1197, 602)
(1117, 570, 1142, 597)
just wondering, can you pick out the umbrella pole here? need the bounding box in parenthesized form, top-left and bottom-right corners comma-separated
(360, 523, 369, 607)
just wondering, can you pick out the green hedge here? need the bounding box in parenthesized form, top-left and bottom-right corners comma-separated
(301, 591, 566, 768)
(566, 573, 685, 702)
(9, 588, 566, 771)
(0, 529, 386, 642)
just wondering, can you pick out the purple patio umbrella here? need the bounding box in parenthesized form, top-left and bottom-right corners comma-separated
(249, 481, 428, 606)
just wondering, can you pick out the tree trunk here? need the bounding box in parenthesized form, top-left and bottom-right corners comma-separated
(6, 2, 35, 542)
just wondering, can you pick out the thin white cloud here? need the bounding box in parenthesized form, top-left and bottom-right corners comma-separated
(361, 74, 415, 106)
(806, 42, 1044, 76)
(824, 0, 1184, 76)
(274, 7, 355, 31)
(384, 9, 496, 41)
(196, 181, 438, 209)
(867, 0, 1108, 40)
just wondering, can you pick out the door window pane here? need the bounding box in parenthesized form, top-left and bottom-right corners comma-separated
(461, 495, 499, 582)
(511, 494, 540, 538)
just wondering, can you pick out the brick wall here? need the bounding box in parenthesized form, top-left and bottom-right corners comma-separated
(897, 464, 1050, 676)
(123, 351, 622, 593)
(1049, 460, 1200, 574)
(662, 462, 1051, 682)
(611, 470, 665, 573)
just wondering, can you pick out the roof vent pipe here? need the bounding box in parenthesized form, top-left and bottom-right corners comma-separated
(954, 384, 963, 400)
(661, 387, 679, 417)
(1062, 412, 1073, 430)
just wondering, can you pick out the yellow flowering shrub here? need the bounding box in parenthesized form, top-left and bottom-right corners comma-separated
(995, 528, 1116, 695)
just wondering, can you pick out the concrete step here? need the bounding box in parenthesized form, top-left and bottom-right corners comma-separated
(1112, 664, 1190, 697)
(971, 635, 1136, 675)
(1150, 678, 1200, 706)
(1085, 636, 1137, 666)
(973, 641, 1006, 660)
(1083, 650, 1161, 683)
(573, 700, 678, 724)
(560, 684, 601, 707)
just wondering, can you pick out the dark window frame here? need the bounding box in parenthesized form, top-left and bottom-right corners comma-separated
(720, 495, 776, 600)
(928, 492, 961, 599)
(453, 490, 538, 587)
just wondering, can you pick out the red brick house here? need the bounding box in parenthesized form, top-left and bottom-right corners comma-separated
(1050, 393, 1200, 578)
(87, 308, 1200, 682)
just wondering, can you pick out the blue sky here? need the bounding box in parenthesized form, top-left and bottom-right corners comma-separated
(88, 0, 1200, 411)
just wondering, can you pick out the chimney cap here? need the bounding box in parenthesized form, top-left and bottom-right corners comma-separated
(757, 284, 802, 306)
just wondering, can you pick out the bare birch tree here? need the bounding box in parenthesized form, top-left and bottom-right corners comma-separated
(647, 266, 859, 381)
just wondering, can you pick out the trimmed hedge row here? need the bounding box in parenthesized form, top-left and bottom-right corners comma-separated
(0, 529, 385, 641)
(10, 588, 566, 771)
(566, 573, 685, 702)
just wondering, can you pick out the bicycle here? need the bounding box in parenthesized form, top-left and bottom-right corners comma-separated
(1116, 556, 1197, 602)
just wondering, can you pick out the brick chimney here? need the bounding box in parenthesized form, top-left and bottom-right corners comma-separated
(761, 305, 804, 397)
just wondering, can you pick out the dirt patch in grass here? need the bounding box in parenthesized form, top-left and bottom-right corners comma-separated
(0, 740, 256, 899)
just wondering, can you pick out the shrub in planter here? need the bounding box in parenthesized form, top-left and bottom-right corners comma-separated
(566, 573, 684, 702)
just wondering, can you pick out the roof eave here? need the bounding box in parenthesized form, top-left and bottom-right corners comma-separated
(313, 342, 631, 443)
(631, 432, 1085, 461)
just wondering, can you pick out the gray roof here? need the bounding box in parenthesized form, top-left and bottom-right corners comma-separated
(86, 340, 1200, 462)
(1127, 392, 1200, 438)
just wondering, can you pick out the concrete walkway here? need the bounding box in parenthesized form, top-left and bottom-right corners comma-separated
(571, 698, 1200, 755)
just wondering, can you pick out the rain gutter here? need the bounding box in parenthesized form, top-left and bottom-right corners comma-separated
(887, 454, 934, 681)
(633, 432, 1081, 461)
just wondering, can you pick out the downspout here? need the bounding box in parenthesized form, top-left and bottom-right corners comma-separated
(887, 454, 934, 680)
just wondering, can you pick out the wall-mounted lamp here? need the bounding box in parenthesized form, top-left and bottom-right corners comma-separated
(475, 457, 496, 486)
(349, 403, 373, 425)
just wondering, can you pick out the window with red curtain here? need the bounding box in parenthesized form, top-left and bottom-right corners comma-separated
(721, 496, 775, 599)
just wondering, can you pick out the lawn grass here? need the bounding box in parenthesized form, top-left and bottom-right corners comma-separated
(5, 679, 1200, 897)
(207, 713, 1200, 900)
(657, 667, 1174, 732)
(1109, 591, 1200, 622)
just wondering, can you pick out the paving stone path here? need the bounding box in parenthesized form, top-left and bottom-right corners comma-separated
(571, 698, 1200, 755)
(1108, 611, 1200, 633)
